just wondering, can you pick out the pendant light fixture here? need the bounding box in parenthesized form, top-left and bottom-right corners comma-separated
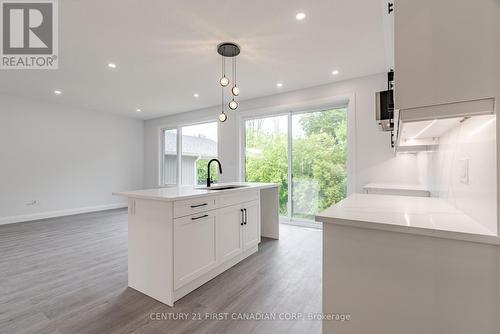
(219, 112, 228, 122)
(220, 56, 229, 87)
(217, 42, 240, 122)
(229, 100, 238, 110)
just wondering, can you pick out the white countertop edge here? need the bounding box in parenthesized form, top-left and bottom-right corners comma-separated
(363, 183, 431, 192)
(316, 215, 500, 246)
(112, 192, 173, 202)
(113, 183, 279, 202)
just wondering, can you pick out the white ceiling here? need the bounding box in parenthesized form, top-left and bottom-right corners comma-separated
(0, 0, 389, 120)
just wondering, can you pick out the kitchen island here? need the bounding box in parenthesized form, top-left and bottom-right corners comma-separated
(316, 194, 500, 334)
(114, 182, 279, 306)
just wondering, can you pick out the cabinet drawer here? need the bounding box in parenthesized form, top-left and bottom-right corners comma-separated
(218, 189, 259, 209)
(173, 196, 216, 218)
(173, 211, 217, 290)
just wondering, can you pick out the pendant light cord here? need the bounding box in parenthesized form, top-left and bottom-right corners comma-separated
(222, 53, 225, 78)
(221, 85, 224, 112)
(221, 48, 225, 113)
(233, 56, 237, 86)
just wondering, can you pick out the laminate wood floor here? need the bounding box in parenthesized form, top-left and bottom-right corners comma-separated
(0, 209, 322, 334)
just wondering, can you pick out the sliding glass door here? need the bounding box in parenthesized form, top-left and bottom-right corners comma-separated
(291, 109, 348, 221)
(244, 107, 347, 223)
(244, 115, 289, 216)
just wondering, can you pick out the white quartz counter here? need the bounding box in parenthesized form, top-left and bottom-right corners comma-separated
(113, 182, 278, 202)
(316, 194, 500, 245)
(363, 183, 431, 197)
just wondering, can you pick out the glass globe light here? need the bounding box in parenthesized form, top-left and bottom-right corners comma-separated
(232, 86, 240, 96)
(220, 76, 229, 87)
(219, 112, 227, 122)
(229, 100, 238, 110)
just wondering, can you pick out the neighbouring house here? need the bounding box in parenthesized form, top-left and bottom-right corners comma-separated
(164, 132, 217, 185)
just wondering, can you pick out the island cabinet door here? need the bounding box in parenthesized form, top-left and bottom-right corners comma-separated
(242, 200, 261, 250)
(216, 204, 244, 264)
(173, 211, 217, 290)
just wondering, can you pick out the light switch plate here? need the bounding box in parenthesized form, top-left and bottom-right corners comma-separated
(459, 158, 469, 184)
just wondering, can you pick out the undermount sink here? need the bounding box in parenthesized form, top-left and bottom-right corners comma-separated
(204, 185, 248, 191)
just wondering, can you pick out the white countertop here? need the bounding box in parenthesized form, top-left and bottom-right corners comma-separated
(363, 183, 430, 191)
(363, 183, 431, 197)
(316, 194, 500, 245)
(113, 182, 278, 201)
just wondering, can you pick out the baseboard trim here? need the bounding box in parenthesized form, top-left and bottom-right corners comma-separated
(0, 203, 128, 226)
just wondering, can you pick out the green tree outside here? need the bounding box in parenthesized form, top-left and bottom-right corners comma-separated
(196, 159, 219, 185)
(245, 108, 347, 220)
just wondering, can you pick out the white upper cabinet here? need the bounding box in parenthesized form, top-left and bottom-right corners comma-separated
(394, 0, 500, 110)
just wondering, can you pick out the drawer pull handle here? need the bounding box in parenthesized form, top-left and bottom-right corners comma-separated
(190, 203, 208, 208)
(191, 214, 209, 221)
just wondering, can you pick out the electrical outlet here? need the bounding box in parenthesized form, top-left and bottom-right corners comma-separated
(459, 159, 469, 184)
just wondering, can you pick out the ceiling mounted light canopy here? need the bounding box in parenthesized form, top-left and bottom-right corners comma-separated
(217, 42, 240, 122)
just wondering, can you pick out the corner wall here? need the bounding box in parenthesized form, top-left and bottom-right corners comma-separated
(0, 94, 144, 224)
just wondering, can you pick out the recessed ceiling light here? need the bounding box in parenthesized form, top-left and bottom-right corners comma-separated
(296, 12, 306, 20)
(135, 108, 142, 113)
(54, 90, 62, 95)
(108, 63, 117, 69)
(331, 70, 340, 76)
(193, 93, 199, 98)
(276, 82, 283, 88)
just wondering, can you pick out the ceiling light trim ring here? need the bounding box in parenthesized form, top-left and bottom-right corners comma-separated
(217, 42, 240, 57)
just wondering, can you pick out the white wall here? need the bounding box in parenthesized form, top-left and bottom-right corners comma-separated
(0, 94, 144, 224)
(426, 115, 497, 233)
(144, 73, 421, 192)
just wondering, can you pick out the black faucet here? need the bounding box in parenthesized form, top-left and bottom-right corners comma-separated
(207, 159, 222, 187)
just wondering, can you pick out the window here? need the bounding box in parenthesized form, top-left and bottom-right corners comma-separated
(181, 122, 218, 185)
(291, 109, 347, 220)
(163, 129, 178, 184)
(161, 122, 218, 186)
(244, 107, 348, 223)
(245, 115, 289, 215)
